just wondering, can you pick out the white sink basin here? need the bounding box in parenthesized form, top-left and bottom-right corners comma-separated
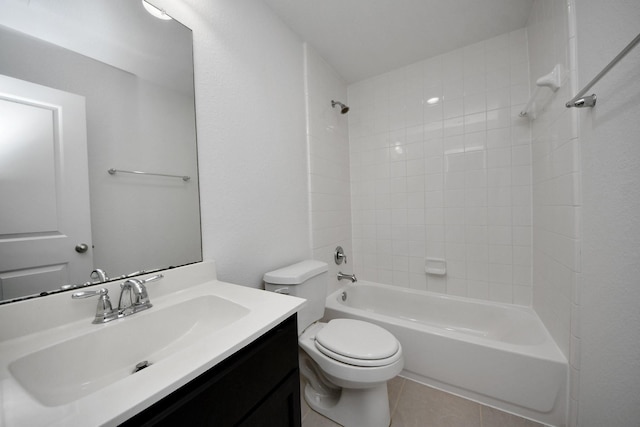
(8, 295, 249, 407)
(0, 261, 305, 427)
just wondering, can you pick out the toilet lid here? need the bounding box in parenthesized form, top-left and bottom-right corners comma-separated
(315, 319, 400, 366)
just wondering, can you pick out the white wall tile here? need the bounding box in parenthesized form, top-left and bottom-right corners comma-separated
(486, 65, 511, 89)
(489, 282, 513, 303)
(441, 49, 464, 81)
(444, 97, 464, 119)
(527, 0, 579, 362)
(485, 48, 510, 72)
(305, 45, 353, 294)
(513, 284, 532, 306)
(348, 29, 532, 305)
(464, 73, 486, 95)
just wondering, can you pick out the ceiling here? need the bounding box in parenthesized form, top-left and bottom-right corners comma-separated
(264, 0, 533, 83)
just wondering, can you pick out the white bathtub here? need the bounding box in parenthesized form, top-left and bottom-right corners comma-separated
(324, 281, 568, 426)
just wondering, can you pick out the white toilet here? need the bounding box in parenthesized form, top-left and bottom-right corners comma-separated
(264, 260, 403, 427)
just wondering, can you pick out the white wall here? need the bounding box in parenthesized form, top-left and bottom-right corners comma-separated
(528, 0, 640, 425)
(2, 0, 314, 288)
(304, 44, 353, 296)
(347, 30, 533, 305)
(574, 0, 640, 425)
(156, 0, 311, 287)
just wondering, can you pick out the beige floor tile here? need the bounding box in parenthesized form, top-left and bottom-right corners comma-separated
(388, 376, 406, 415)
(392, 380, 481, 427)
(301, 407, 342, 427)
(300, 376, 543, 427)
(480, 406, 544, 427)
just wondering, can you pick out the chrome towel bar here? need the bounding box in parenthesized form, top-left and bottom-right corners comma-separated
(108, 168, 190, 181)
(566, 32, 640, 109)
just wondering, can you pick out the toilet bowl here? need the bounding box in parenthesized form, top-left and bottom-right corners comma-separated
(264, 260, 404, 427)
(299, 320, 403, 426)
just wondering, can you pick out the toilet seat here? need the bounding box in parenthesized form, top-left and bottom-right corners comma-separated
(299, 321, 404, 389)
(314, 319, 401, 367)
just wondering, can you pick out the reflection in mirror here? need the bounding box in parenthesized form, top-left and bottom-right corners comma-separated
(0, 0, 201, 303)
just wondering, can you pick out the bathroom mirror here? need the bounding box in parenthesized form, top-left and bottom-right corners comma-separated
(0, 0, 201, 303)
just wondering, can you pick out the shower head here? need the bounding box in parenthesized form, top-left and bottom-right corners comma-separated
(331, 100, 349, 114)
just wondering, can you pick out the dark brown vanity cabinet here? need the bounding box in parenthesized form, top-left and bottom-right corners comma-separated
(121, 315, 301, 427)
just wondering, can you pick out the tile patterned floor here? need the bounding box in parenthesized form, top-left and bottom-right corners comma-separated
(301, 376, 545, 427)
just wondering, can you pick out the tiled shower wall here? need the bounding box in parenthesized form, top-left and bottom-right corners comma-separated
(305, 44, 353, 296)
(527, 0, 578, 363)
(348, 29, 533, 305)
(527, 0, 580, 424)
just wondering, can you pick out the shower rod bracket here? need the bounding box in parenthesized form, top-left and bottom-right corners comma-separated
(566, 94, 597, 109)
(566, 31, 640, 109)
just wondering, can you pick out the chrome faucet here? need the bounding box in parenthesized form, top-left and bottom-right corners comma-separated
(72, 288, 119, 323)
(118, 278, 152, 315)
(337, 272, 357, 283)
(90, 268, 109, 283)
(72, 274, 163, 323)
(60, 268, 110, 291)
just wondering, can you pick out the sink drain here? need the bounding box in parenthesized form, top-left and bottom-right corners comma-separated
(132, 360, 152, 374)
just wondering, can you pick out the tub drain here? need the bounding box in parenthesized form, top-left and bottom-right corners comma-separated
(132, 360, 151, 374)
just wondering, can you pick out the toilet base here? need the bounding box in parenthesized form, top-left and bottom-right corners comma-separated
(304, 381, 391, 427)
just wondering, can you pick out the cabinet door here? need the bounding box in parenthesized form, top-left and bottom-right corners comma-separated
(238, 372, 301, 427)
(120, 315, 301, 427)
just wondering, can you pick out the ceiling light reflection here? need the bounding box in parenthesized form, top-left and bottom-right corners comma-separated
(142, 0, 172, 20)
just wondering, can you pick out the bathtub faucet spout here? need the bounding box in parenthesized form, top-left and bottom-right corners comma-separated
(337, 272, 357, 283)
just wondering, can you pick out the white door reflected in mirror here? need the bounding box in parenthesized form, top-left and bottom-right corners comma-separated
(0, 75, 93, 300)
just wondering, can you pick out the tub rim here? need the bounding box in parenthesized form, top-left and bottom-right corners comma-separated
(325, 281, 567, 364)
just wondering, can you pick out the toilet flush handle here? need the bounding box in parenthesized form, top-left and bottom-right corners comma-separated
(273, 287, 290, 295)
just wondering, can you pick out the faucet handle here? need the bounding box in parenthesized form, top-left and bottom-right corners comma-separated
(72, 288, 118, 324)
(72, 287, 109, 299)
(121, 274, 163, 290)
(334, 246, 347, 265)
(140, 273, 163, 284)
(132, 274, 162, 305)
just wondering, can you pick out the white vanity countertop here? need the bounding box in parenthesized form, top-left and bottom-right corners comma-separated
(0, 261, 305, 427)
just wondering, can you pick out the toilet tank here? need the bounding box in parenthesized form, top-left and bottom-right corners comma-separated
(263, 260, 328, 334)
